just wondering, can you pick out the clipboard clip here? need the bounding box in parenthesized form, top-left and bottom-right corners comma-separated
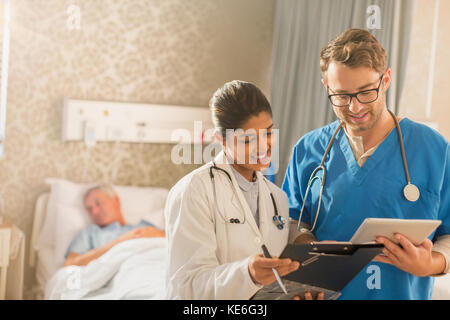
(301, 250, 349, 267)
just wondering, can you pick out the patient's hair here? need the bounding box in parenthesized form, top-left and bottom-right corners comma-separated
(209, 80, 272, 137)
(84, 184, 117, 201)
(320, 29, 387, 79)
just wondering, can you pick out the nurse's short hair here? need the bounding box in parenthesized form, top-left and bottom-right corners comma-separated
(320, 29, 387, 79)
(209, 80, 272, 137)
(84, 184, 117, 201)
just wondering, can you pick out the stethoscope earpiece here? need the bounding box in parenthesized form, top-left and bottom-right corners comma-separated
(273, 215, 286, 230)
(210, 162, 283, 230)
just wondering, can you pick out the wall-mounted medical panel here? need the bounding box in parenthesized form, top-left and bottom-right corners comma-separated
(62, 99, 214, 144)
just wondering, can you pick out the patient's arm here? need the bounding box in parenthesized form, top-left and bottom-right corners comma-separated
(64, 226, 166, 267)
(65, 240, 120, 267)
(132, 226, 165, 239)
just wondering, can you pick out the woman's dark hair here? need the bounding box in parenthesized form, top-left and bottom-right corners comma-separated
(209, 80, 272, 137)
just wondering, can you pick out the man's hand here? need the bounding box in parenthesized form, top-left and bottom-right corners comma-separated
(117, 226, 165, 243)
(248, 254, 299, 286)
(134, 226, 166, 238)
(293, 292, 324, 300)
(374, 233, 445, 277)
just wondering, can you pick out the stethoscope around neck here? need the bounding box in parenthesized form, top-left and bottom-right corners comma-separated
(209, 161, 286, 230)
(298, 109, 420, 233)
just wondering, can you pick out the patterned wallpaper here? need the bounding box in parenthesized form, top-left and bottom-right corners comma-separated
(0, 0, 274, 296)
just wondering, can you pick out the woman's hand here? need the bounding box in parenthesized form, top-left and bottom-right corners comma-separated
(248, 254, 299, 286)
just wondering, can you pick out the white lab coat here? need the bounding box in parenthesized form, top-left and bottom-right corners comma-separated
(165, 152, 299, 300)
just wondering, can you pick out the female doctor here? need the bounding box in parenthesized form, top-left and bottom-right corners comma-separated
(165, 80, 318, 300)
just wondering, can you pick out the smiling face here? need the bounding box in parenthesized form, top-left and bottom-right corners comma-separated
(217, 111, 275, 179)
(210, 80, 276, 180)
(244, 121, 273, 169)
(324, 63, 391, 134)
(84, 189, 123, 227)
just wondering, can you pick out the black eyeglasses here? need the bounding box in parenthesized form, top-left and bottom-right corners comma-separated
(327, 74, 384, 107)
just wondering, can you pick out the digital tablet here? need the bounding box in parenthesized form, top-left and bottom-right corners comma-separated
(350, 218, 442, 245)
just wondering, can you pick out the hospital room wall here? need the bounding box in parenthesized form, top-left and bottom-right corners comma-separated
(0, 0, 274, 296)
(398, 0, 450, 141)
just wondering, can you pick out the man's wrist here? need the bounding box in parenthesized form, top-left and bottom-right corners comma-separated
(429, 251, 446, 276)
(294, 232, 317, 244)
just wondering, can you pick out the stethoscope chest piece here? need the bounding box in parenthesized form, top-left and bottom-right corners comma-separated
(403, 183, 420, 202)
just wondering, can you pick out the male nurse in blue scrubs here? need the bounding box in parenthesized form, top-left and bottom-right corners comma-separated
(283, 29, 450, 299)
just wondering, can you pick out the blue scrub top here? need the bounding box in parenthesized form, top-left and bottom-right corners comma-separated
(282, 118, 449, 300)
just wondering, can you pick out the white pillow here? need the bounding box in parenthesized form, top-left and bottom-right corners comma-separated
(114, 185, 168, 229)
(35, 179, 95, 251)
(35, 178, 169, 270)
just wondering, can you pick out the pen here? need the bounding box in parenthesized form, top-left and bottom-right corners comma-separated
(261, 244, 288, 294)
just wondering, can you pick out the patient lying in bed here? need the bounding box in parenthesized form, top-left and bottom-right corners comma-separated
(64, 184, 165, 267)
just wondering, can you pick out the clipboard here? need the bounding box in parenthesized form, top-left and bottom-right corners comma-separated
(251, 242, 383, 300)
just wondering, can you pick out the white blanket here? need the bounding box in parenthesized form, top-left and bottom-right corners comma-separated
(45, 238, 167, 300)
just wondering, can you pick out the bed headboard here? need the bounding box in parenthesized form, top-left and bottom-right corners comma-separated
(29, 192, 49, 268)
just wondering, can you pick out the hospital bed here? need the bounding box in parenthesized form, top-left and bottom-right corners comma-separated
(29, 178, 169, 300)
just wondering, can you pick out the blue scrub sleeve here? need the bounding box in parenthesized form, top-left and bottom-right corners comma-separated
(436, 145, 450, 238)
(282, 144, 310, 224)
(64, 226, 94, 258)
